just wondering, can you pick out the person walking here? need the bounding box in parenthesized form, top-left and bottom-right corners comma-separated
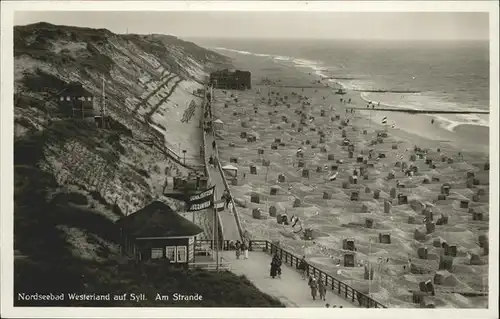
(242, 241, 249, 260)
(235, 241, 241, 259)
(212, 140, 216, 149)
(308, 276, 318, 300)
(318, 280, 327, 301)
(221, 189, 230, 209)
(270, 254, 280, 279)
(276, 255, 282, 279)
(298, 256, 308, 279)
(225, 192, 232, 209)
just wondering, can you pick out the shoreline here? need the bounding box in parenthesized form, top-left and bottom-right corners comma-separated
(321, 79, 489, 155)
(214, 47, 490, 156)
(313, 75, 490, 157)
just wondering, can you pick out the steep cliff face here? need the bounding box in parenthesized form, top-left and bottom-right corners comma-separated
(13, 22, 230, 262)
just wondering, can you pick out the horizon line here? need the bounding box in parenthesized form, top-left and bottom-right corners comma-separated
(185, 36, 490, 42)
(13, 22, 490, 42)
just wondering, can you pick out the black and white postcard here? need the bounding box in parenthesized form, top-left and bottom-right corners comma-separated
(1, 1, 498, 319)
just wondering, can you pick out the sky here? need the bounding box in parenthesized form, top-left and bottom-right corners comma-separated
(14, 11, 489, 41)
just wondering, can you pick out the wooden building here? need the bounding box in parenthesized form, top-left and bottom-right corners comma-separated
(58, 82, 95, 118)
(209, 69, 251, 90)
(116, 201, 203, 264)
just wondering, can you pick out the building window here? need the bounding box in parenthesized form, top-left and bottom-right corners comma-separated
(66, 96, 71, 101)
(87, 97, 92, 101)
(151, 248, 163, 259)
(60, 97, 64, 101)
(166, 246, 176, 263)
(176, 246, 187, 263)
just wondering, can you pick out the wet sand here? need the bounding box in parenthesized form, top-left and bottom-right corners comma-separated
(211, 52, 490, 308)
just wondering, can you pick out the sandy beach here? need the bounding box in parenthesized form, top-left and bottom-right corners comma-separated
(211, 52, 490, 308)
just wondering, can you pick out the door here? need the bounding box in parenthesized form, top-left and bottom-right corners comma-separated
(176, 246, 187, 263)
(166, 246, 176, 263)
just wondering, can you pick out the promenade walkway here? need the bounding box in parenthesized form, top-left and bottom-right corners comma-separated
(204, 132, 241, 241)
(227, 251, 355, 308)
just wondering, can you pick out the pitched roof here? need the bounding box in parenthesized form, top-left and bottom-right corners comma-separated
(116, 201, 203, 238)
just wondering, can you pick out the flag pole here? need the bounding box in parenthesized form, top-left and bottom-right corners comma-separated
(215, 205, 219, 271)
(212, 187, 216, 253)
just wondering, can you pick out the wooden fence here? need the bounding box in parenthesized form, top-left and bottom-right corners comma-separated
(195, 239, 387, 308)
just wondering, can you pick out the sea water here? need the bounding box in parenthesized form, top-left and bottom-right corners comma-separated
(194, 38, 490, 152)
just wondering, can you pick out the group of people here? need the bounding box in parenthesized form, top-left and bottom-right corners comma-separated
(221, 189, 232, 209)
(272, 255, 347, 305)
(307, 275, 327, 301)
(233, 240, 248, 260)
(208, 155, 217, 168)
(299, 256, 329, 301)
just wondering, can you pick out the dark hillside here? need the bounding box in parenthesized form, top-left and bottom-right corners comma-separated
(12, 23, 283, 308)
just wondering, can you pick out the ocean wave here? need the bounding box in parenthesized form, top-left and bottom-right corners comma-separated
(359, 92, 490, 131)
(214, 47, 255, 55)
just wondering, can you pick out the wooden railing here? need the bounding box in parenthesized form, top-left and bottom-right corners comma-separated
(195, 239, 387, 308)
